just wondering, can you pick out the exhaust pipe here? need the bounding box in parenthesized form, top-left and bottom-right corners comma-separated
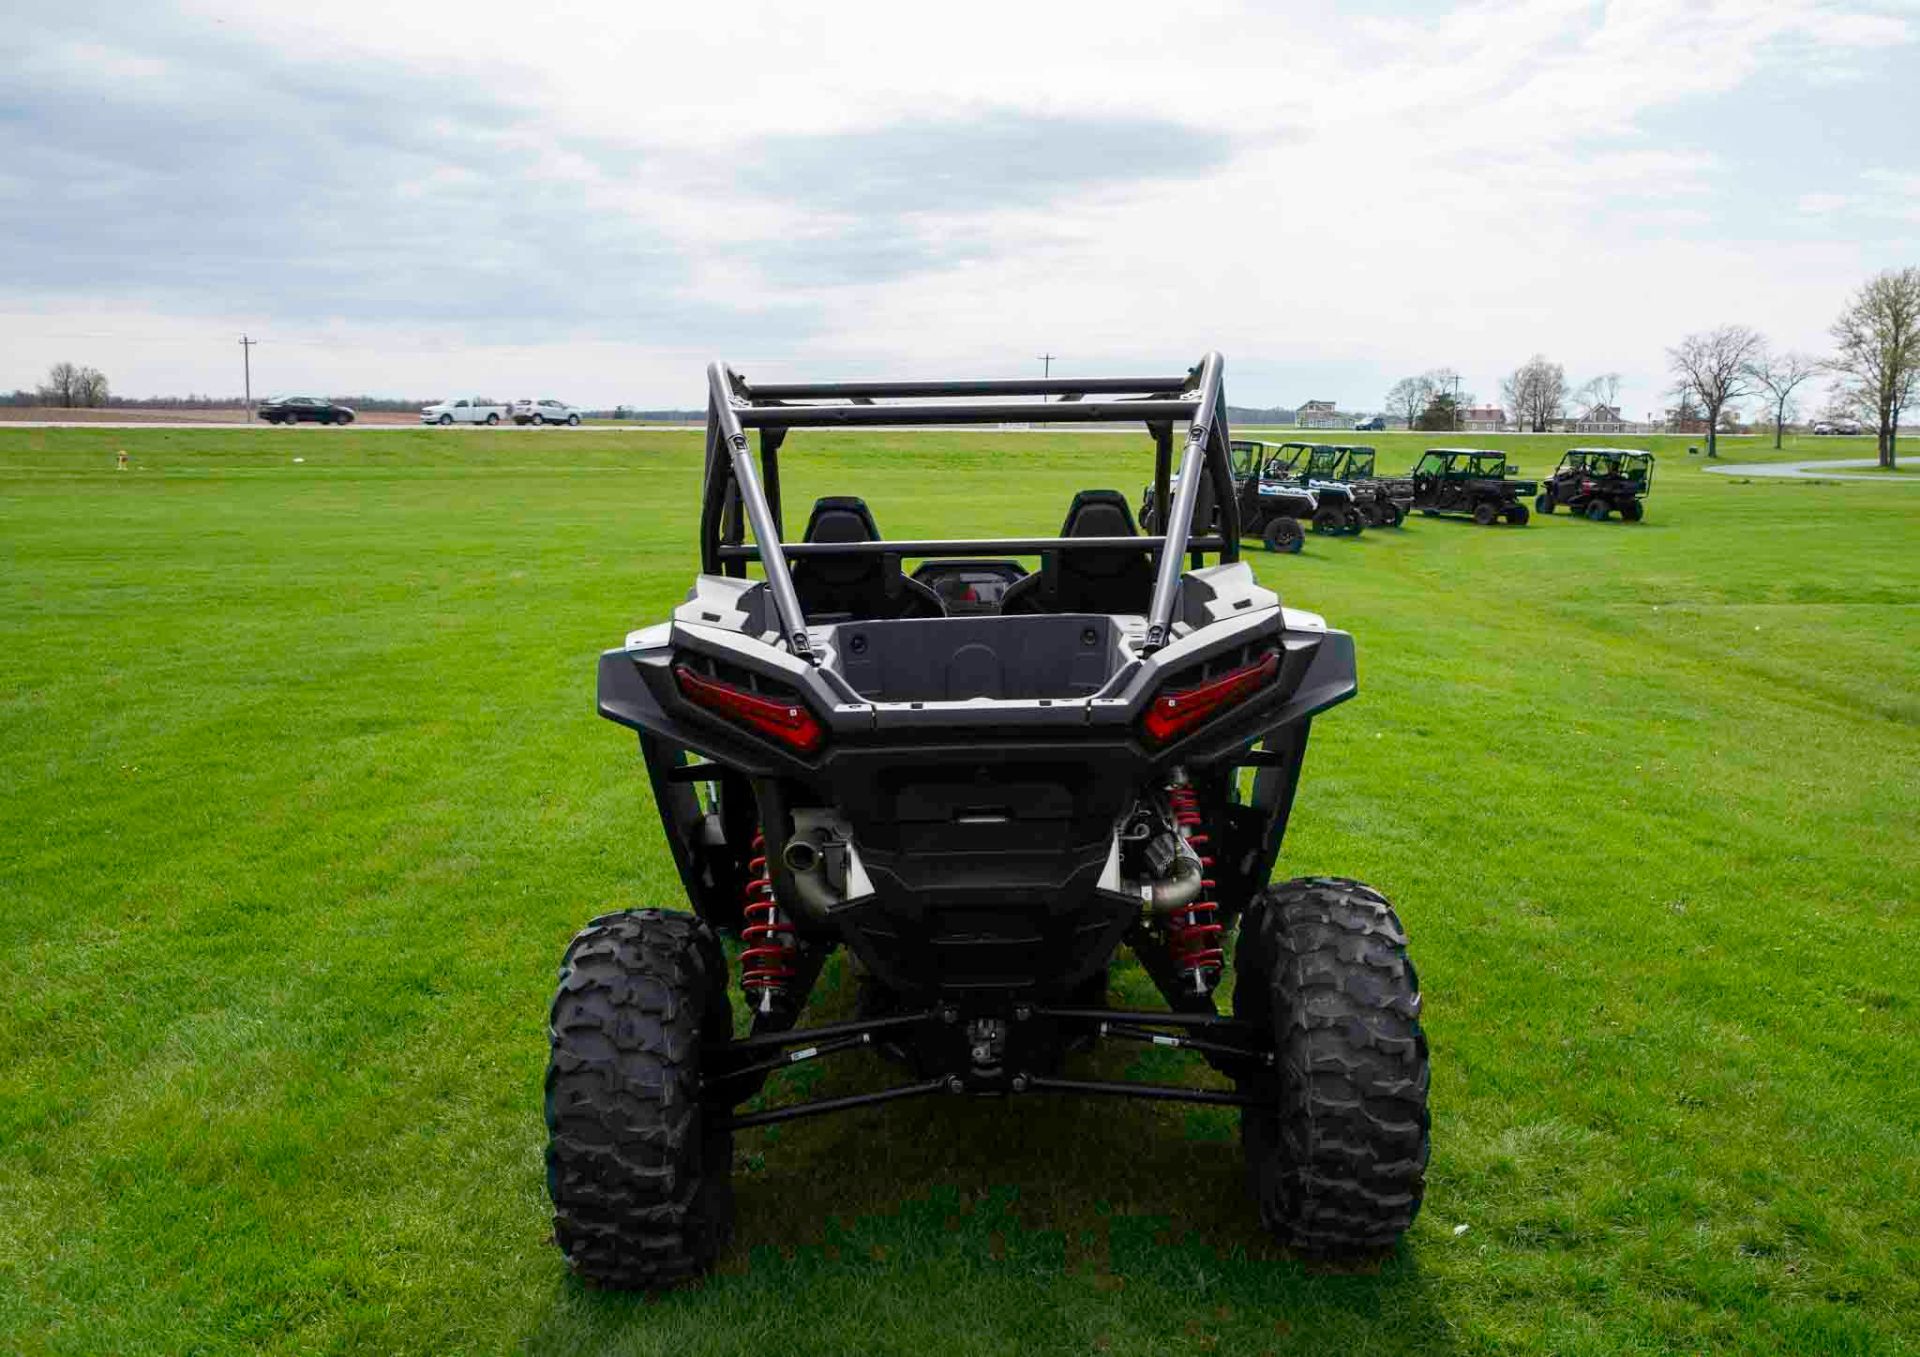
(780, 835, 838, 920)
(1143, 854, 1203, 913)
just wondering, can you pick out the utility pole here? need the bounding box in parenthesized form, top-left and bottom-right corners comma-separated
(1037, 352, 1056, 380)
(1450, 372, 1462, 433)
(239, 335, 257, 421)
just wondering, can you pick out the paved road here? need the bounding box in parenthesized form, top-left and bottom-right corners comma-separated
(1703, 457, 1910, 482)
(0, 421, 1145, 434)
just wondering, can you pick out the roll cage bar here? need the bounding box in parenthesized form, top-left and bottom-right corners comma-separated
(698, 352, 1240, 661)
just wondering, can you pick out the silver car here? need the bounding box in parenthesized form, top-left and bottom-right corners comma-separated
(511, 398, 582, 426)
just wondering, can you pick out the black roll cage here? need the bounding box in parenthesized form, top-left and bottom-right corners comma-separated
(697, 352, 1240, 659)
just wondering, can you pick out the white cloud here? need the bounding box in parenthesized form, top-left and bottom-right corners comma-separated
(3, 0, 1915, 411)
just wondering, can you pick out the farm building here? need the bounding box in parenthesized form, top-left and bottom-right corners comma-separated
(1566, 403, 1630, 434)
(1297, 399, 1342, 428)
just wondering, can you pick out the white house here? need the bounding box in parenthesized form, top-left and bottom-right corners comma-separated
(1565, 403, 1630, 434)
(1297, 399, 1342, 429)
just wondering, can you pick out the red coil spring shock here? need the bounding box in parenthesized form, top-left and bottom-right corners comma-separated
(738, 831, 796, 1011)
(1166, 784, 1224, 993)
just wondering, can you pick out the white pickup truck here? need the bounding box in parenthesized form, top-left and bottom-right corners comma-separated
(421, 397, 507, 426)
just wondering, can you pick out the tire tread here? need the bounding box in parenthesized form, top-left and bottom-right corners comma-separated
(1235, 877, 1430, 1254)
(545, 908, 733, 1287)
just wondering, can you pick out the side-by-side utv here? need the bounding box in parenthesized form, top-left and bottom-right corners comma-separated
(1305, 449, 1413, 529)
(552, 354, 1430, 1287)
(1408, 448, 1535, 525)
(1536, 448, 1652, 521)
(1265, 442, 1367, 536)
(1138, 438, 1333, 553)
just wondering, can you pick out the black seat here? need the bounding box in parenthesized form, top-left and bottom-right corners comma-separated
(788, 496, 945, 623)
(1000, 490, 1157, 616)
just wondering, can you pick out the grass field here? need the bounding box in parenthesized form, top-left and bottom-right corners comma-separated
(2, 424, 1917, 1355)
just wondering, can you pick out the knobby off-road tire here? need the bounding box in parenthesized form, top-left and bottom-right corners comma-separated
(1264, 516, 1305, 554)
(1312, 507, 1346, 535)
(1505, 503, 1530, 526)
(1472, 501, 1497, 526)
(1233, 878, 1430, 1254)
(546, 908, 735, 1288)
(1586, 501, 1610, 521)
(1535, 493, 1553, 514)
(1620, 500, 1644, 523)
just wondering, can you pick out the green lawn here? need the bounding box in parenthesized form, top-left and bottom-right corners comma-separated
(2, 426, 1915, 1355)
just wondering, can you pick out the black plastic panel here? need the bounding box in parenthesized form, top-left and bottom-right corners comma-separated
(829, 614, 1126, 702)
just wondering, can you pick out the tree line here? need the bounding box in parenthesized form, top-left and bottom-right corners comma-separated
(22, 361, 113, 408)
(1383, 266, 1918, 467)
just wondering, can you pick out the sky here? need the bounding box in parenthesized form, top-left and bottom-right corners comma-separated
(2, 0, 1916, 416)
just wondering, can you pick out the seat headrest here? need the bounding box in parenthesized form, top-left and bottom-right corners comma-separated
(803, 495, 881, 544)
(1059, 489, 1138, 538)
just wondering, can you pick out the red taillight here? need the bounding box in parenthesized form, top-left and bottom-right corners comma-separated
(1140, 652, 1279, 747)
(673, 665, 825, 754)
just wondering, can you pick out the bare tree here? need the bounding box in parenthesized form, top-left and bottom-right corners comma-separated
(1746, 349, 1819, 449)
(1384, 374, 1435, 430)
(1595, 372, 1621, 414)
(1501, 355, 1567, 432)
(76, 367, 109, 408)
(38, 361, 81, 408)
(1826, 266, 1920, 468)
(1667, 325, 1763, 459)
(1569, 372, 1621, 424)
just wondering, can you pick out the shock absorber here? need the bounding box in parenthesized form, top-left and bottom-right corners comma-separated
(739, 831, 797, 1012)
(1165, 783, 1223, 994)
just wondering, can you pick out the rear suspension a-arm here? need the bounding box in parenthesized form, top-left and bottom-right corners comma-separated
(706, 1005, 1272, 1128)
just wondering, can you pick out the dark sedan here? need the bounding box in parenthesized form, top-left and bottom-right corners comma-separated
(259, 396, 355, 425)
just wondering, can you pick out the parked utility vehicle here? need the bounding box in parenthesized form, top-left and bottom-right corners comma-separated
(1139, 439, 1317, 553)
(1308, 444, 1412, 528)
(420, 396, 506, 425)
(1408, 448, 1534, 524)
(553, 354, 1431, 1287)
(1537, 448, 1651, 521)
(1267, 442, 1366, 535)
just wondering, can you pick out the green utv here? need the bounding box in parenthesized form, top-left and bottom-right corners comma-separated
(554, 353, 1430, 1287)
(1408, 448, 1535, 525)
